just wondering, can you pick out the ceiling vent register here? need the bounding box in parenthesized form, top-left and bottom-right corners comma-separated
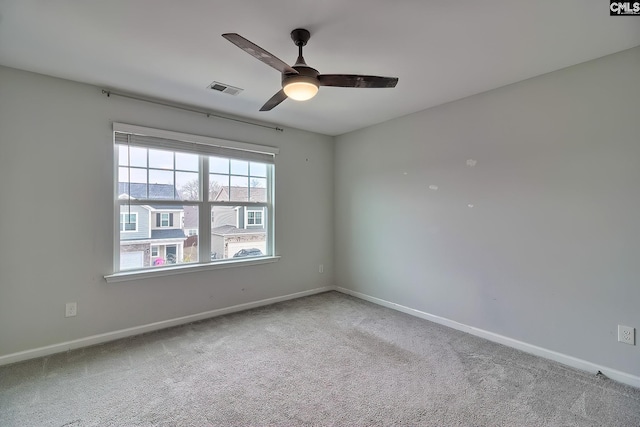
(208, 81, 243, 96)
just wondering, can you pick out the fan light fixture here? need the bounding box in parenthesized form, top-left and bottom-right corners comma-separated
(283, 80, 318, 101)
(222, 29, 398, 111)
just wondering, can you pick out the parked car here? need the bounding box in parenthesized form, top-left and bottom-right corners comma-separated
(233, 248, 263, 258)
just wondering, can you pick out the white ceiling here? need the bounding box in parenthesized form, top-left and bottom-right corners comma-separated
(1, 1, 639, 136)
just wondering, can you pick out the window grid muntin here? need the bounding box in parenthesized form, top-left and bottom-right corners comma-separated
(119, 146, 202, 201)
(209, 157, 268, 202)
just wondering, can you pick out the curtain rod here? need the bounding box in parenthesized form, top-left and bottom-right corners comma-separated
(101, 90, 284, 132)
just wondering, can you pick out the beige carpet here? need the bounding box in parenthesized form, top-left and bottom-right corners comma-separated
(1, 291, 639, 426)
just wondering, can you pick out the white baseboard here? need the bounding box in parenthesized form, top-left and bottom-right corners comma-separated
(4, 285, 638, 390)
(0, 286, 334, 367)
(335, 287, 640, 389)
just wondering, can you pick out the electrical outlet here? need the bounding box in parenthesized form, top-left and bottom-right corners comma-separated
(65, 302, 77, 318)
(319, 264, 324, 274)
(618, 325, 635, 345)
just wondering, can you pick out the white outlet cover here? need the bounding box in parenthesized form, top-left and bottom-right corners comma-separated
(618, 325, 635, 345)
(65, 302, 77, 318)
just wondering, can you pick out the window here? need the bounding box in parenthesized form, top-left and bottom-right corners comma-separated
(112, 123, 277, 274)
(157, 213, 172, 227)
(120, 213, 137, 232)
(246, 209, 263, 226)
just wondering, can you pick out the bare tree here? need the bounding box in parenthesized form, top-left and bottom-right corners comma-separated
(180, 180, 200, 200)
(179, 180, 222, 200)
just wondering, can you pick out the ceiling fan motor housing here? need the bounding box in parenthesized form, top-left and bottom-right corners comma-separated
(282, 65, 319, 87)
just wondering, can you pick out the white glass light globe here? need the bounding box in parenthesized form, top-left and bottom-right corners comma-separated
(283, 81, 319, 101)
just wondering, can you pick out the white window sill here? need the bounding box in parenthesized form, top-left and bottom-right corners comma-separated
(104, 256, 281, 283)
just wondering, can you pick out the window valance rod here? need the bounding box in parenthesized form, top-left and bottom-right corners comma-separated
(101, 89, 284, 132)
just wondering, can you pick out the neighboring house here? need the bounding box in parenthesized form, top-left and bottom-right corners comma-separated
(118, 183, 187, 269)
(182, 205, 199, 262)
(211, 186, 267, 259)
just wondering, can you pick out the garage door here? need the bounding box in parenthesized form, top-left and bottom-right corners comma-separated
(120, 251, 144, 270)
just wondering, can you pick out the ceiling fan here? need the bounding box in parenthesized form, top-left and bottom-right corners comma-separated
(222, 29, 399, 111)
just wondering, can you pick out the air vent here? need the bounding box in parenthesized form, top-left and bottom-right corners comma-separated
(208, 81, 243, 96)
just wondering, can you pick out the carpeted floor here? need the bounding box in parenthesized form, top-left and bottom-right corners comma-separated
(1, 291, 639, 426)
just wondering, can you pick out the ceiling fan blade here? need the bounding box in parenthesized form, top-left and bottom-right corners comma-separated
(222, 33, 298, 75)
(318, 74, 398, 88)
(260, 89, 288, 111)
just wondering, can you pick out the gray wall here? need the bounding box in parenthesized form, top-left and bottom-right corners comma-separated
(334, 47, 640, 377)
(0, 65, 334, 357)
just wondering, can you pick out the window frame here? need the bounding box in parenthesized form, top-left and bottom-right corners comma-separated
(159, 213, 170, 228)
(119, 212, 138, 232)
(106, 123, 280, 282)
(245, 208, 264, 227)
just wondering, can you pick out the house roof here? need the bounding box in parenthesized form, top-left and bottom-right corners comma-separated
(118, 182, 177, 200)
(214, 186, 266, 202)
(151, 229, 186, 240)
(212, 225, 265, 236)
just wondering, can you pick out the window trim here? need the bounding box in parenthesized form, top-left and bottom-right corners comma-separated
(113, 122, 279, 159)
(159, 213, 171, 228)
(245, 208, 264, 227)
(109, 123, 277, 279)
(120, 212, 138, 232)
(105, 256, 281, 283)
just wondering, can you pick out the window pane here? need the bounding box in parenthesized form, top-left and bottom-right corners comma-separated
(118, 167, 128, 183)
(211, 206, 266, 261)
(128, 146, 147, 167)
(249, 178, 267, 202)
(118, 145, 129, 166)
(119, 206, 145, 270)
(149, 169, 173, 186)
(160, 213, 170, 227)
(176, 172, 199, 201)
(210, 156, 228, 174)
(149, 149, 173, 170)
(210, 174, 229, 201)
(249, 177, 266, 188)
(250, 162, 267, 177)
(181, 206, 199, 264)
(119, 167, 148, 184)
(230, 159, 248, 175)
(230, 176, 249, 202)
(118, 182, 148, 200)
(119, 205, 197, 268)
(176, 152, 198, 171)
